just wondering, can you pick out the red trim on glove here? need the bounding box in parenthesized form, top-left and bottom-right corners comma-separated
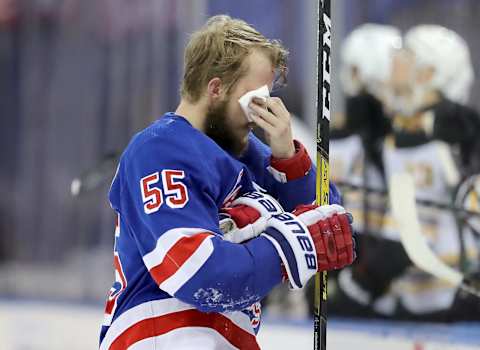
(222, 205, 261, 229)
(270, 140, 312, 181)
(291, 204, 316, 216)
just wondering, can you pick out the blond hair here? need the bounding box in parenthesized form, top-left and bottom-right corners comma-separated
(180, 15, 288, 102)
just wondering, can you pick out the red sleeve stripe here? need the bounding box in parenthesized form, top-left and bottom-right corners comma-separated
(142, 229, 215, 296)
(143, 227, 211, 270)
(107, 309, 260, 350)
(149, 232, 213, 294)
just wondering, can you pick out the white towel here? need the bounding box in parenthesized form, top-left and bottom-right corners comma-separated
(238, 85, 270, 122)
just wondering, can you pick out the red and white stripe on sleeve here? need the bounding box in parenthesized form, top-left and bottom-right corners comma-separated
(142, 228, 215, 295)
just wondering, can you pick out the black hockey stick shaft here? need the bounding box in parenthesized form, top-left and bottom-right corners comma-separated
(70, 153, 119, 196)
(314, 1, 331, 349)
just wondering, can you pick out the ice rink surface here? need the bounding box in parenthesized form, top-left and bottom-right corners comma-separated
(1, 300, 479, 350)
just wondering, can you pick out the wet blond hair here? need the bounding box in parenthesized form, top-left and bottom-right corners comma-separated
(180, 15, 288, 102)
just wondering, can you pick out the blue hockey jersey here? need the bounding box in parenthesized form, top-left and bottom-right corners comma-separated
(99, 113, 317, 350)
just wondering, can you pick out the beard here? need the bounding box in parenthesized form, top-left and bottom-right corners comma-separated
(205, 99, 248, 157)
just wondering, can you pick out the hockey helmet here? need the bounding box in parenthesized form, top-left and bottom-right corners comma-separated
(341, 23, 402, 97)
(404, 25, 474, 104)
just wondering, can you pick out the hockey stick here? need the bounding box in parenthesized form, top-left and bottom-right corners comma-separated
(389, 172, 480, 298)
(314, 1, 331, 349)
(455, 173, 480, 234)
(70, 153, 119, 197)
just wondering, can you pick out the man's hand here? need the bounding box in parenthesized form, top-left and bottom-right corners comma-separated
(262, 204, 356, 289)
(293, 204, 357, 271)
(220, 191, 284, 243)
(249, 97, 295, 159)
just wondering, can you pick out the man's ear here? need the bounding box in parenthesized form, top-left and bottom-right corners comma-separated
(207, 77, 224, 100)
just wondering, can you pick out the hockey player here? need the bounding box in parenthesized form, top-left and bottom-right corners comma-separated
(330, 23, 401, 235)
(99, 15, 356, 350)
(333, 23, 400, 180)
(337, 25, 480, 321)
(396, 25, 480, 177)
(327, 24, 403, 318)
(329, 24, 480, 322)
(395, 29, 480, 320)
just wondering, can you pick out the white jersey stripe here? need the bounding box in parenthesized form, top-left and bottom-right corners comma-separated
(100, 299, 194, 350)
(128, 328, 238, 350)
(100, 298, 255, 350)
(160, 236, 214, 295)
(143, 227, 211, 270)
(221, 310, 255, 336)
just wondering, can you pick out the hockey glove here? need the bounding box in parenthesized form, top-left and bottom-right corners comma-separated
(220, 191, 284, 243)
(262, 204, 356, 289)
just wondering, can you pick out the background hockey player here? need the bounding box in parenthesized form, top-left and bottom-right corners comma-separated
(326, 24, 405, 318)
(397, 25, 480, 178)
(331, 24, 480, 322)
(99, 15, 356, 350)
(377, 25, 479, 321)
(330, 22, 401, 233)
(332, 23, 400, 182)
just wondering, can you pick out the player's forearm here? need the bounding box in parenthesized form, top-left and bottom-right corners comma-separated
(267, 140, 316, 211)
(172, 236, 283, 313)
(272, 169, 316, 211)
